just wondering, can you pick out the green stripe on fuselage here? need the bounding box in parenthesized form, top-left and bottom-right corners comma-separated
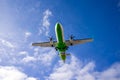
(55, 23, 67, 62)
(55, 23, 66, 52)
(55, 23, 64, 43)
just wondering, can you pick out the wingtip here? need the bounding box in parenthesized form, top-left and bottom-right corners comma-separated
(87, 38, 93, 41)
(91, 38, 94, 41)
(31, 43, 36, 46)
(31, 43, 34, 46)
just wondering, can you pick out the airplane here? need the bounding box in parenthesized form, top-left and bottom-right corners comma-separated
(32, 23, 93, 63)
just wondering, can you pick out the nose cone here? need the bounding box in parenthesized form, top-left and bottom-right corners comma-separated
(56, 22, 61, 27)
(55, 23, 62, 31)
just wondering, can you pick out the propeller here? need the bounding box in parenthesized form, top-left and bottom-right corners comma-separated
(48, 36, 53, 41)
(70, 35, 75, 40)
(48, 36, 54, 47)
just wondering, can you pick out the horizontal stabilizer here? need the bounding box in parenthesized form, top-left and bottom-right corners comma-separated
(66, 53, 71, 56)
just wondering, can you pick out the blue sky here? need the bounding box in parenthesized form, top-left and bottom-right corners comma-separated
(0, 0, 120, 80)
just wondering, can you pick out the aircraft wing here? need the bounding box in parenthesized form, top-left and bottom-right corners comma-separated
(32, 41, 56, 47)
(65, 38, 93, 46)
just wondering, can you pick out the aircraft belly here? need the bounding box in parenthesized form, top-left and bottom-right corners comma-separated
(56, 42, 67, 52)
(55, 23, 64, 43)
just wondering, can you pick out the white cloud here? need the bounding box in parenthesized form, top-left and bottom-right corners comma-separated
(0, 38, 18, 64)
(46, 55, 120, 80)
(96, 63, 120, 80)
(43, 9, 52, 28)
(0, 66, 37, 80)
(34, 48, 56, 66)
(25, 31, 32, 39)
(46, 56, 95, 80)
(0, 38, 15, 48)
(19, 51, 28, 56)
(39, 9, 52, 36)
(0, 1, 54, 79)
(22, 56, 36, 63)
(23, 31, 32, 42)
(18, 48, 56, 67)
(26, 77, 37, 80)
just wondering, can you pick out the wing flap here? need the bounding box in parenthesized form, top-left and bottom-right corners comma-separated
(32, 42, 56, 47)
(65, 38, 93, 46)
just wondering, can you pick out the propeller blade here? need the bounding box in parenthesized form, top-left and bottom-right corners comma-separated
(48, 36, 53, 41)
(70, 34, 75, 40)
